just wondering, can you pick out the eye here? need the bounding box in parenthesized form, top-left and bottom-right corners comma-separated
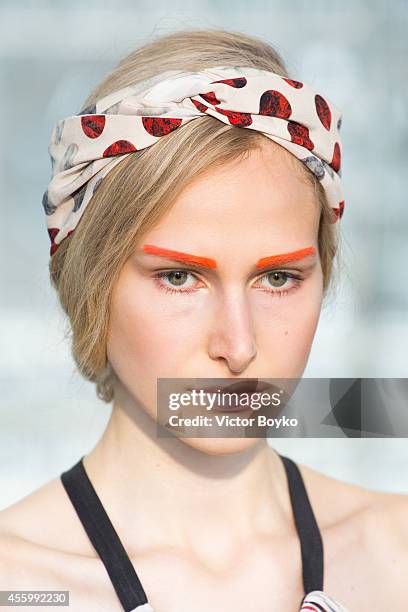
(153, 270, 204, 293)
(266, 271, 287, 287)
(164, 271, 189, 286)
(253, 270, 303, 295)
(153, 269, 303, 296)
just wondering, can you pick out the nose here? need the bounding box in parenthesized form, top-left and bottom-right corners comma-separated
(207, 289, 257, 374)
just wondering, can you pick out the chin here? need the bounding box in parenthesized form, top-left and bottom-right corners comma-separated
(180, 435, 261, 456)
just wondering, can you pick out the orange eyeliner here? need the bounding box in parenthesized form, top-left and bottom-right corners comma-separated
(142, 244, 217, 269)
(255, 246, 316, 269)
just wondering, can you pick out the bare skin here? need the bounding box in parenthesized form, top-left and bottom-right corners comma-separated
(1, 143, 407, 610)
(0, 449, 407, 611)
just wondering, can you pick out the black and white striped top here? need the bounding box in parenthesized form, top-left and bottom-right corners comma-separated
(60, 454, 349, 611)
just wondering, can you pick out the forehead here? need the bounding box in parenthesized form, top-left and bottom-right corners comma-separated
(145, 142, 319, 250)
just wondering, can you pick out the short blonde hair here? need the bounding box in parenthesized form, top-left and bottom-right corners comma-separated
(49, 29, 339, 404)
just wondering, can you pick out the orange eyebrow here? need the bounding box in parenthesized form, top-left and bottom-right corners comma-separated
(142, 244, 217, 269)
(255, 246, 316, 269)
(142, 244, 316, 270)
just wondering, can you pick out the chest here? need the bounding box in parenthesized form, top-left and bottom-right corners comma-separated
(32, 528, 405, 612)
(141, 562, 305, 612)
(61, 544, 307, 612)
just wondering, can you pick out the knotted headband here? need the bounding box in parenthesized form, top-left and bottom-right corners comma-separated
(43, 66, 344, 257)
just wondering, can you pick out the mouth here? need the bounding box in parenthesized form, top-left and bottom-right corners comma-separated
(190, 378, 272, 394)
(188, 379, 274, 412)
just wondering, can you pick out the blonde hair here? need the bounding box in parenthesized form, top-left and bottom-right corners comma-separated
(49, 29, 339, 404)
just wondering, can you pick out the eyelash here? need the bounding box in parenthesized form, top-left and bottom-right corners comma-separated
(152, 269, 304, 297)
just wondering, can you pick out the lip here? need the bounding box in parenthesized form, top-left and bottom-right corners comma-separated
(188, 379, 274, 412)
(190, 379, 273, 394)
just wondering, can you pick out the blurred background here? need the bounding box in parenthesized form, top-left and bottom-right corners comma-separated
(1, 0, 407, 509)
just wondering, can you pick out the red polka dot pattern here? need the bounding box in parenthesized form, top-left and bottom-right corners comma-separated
(48, 227, 59, 244)
(199, 91, 220, 105)
(331, 200, 345, 223)
(191, 99, 208, 113)
(81, 115, 106, 138)
(211, 77, 247, 88)
(287, 121, 315, 151)
(283, 78, 304, 89)
(103, 140, 137, 157)
(330, 142, 341, 172)
(214, 107, 253, 127)
(315, 95, 332, 131)
(45, 66, 344, 254)
(142, 117, 183, 137)
(259, 90, 292, 118)
(49, 228, 74, 256)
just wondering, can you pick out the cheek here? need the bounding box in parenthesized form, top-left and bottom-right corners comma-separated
(255, 273, 323, 376)
(106, 272, 210, 422)
(106, 274, 200, 381)
(282, 297, 321, 371)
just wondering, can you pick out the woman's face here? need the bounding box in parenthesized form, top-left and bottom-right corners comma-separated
(107, 141, 324, 454)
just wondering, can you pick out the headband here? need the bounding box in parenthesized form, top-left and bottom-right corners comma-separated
(43, 66, 344, 256)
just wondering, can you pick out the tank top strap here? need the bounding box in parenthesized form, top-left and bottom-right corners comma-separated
(61, 453, 323, 608)
(279, 454, 324, 594)
(60, 457, 151, 612)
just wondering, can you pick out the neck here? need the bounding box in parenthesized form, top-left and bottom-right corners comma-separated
(83, 381, 292, 565)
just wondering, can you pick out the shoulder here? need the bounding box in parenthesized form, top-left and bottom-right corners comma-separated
(0, 478, 116, 611)
(297, 460, 408, 606)
(0, 474, 99, 587)
(297, 458, 408, 537)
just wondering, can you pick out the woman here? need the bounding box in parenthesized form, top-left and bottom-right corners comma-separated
(0, 29, 407, 611)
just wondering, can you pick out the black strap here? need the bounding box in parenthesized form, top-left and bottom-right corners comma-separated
(61, 454, 323, 606)
(279, 454, 324, 593)
(60, 457, 149, 611)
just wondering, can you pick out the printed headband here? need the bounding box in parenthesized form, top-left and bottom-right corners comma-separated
(43, 66, 344, 256)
